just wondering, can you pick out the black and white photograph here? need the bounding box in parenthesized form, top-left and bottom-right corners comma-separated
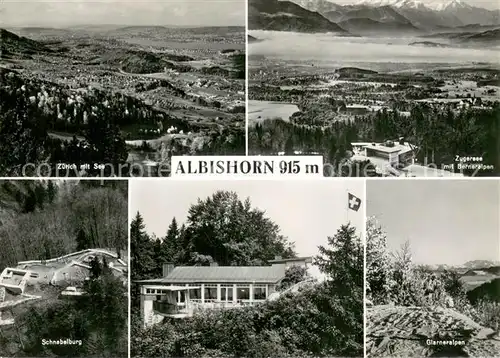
(129, 179, 364, 357)
(366, 179, 500, 357)
(0, 179, 129, 357)
(248, 0, 500, 177)
(0, 0, 245, 177)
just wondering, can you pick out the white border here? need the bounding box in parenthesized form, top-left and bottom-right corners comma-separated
(245, 0, 249, 156)
(127, 178, 132, 358)
(362, 178, 367, 358)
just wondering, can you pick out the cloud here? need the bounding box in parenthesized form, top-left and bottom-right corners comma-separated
(3, 0, 245, 27)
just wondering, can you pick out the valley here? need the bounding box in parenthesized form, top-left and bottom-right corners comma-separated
(0, 26, 245, 177)
(248, 0, 500, 177)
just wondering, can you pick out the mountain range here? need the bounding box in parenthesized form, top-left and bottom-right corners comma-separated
(249, 0, 500, 35)
(248, 0, 347, 33)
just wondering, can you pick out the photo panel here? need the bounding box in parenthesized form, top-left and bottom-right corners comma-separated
(129, 179, 365, 357)
(247, 0, 500, 178)
(365, 179, 500, 357)
(0, 0, 246, 178)
(0, 179, 129, 357)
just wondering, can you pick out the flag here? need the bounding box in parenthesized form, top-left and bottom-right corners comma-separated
(348, 193, 361, 212)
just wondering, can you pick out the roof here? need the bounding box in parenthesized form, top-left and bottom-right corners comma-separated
(268, 256, 312, 264)
(346, 104, 369, 109)
(364, 143, 408, 154)
(142, 285, 201, 291)
(138, 265, 286, 284)
(352, 141, 415, 155)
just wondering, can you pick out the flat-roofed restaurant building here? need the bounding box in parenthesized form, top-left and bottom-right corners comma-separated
(137, 256, 312, 327)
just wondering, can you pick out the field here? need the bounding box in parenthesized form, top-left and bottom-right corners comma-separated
(248, 100, 299, 123)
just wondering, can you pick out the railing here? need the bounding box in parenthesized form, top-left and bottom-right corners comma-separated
(190, 299, 264, 310)
(153, 301, 188, 315)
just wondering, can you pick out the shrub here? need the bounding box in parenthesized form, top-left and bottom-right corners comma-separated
(474, 299, 500, 330)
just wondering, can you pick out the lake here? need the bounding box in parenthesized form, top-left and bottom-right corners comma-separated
(248, 100, 300, 124)
(248, 31, 500, 66)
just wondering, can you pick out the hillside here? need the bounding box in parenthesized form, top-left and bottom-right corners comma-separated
(0, 180, 128, 270)
(409, 40, 450, 47)
(467, 278, 500, 304)
(367, 305, 500, 357)
(248, 34, 262, 43)
(461, 28, 500, 43)
(248, 0, 347, 33)
(338, 17, 420, 35)
(463, 260, 500, 269)
(335, 5, 412, 24)
(0, 180, 57, 225)
(0, 28, 53, 58)
(336, 67, 379, 76)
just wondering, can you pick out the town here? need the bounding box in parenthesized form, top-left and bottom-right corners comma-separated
(249, 64, 499, 177)
(247, 0, 500, 177)
(0, 24, 245, 176)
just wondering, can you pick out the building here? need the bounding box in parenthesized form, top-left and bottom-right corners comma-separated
(0, 268, 37, 295)
(351, 140, 464, 177)
(137, 257, 312, 327)
(343, 104, 370, 115)
(351, 139, 415, 171)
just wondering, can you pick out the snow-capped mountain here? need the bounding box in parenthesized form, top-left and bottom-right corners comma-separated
(433, 0, 472, 12)
(357, 0, 432, 10)
(357, 0, 475, 11)
(285, 0, 499, 31)
(290, 0, 340, 13)
(355, 0, 499, 27)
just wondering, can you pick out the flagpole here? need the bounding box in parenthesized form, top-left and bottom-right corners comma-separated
(346, 188, 349, 224)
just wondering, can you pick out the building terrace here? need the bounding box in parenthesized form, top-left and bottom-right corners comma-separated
(137, 257, 311, 327)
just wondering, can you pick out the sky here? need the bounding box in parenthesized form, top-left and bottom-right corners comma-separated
(367, 180, 500, 266)
(130, 179, 365, 277)
(335, 0, 498, 10)
(2, 0, 245, 27)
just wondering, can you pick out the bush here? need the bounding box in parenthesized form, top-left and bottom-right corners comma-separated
(475, 299, 500, 330)
(276, 265, 308, 291)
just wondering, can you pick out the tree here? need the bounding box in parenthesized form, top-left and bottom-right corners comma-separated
(23, 188, 37, 213)
(47, 180, 58, 203)
(130, 212, 156, 280)
(76, 228, 91, 251)
(20, 266, 127, 357)
(89, 256, 102, 279)
(284, 135, 294, 155)
(315, 223, 363, 298)
(158, 217, 180, 265)
(277, 265, 308, 291)
(185, 191, 295, 266)
(366, 217, 392, 303)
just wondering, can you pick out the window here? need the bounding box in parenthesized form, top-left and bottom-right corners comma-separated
(188, 284, 201, 300)
(236, 285, 250, 301)
(220, 285, 233, 302)
(177, 291, 186, 303)
(253, 285, 267, 300)
(204, 284, 217, 301)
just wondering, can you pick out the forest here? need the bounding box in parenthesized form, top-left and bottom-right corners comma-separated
(130, 190, 363, 357)
(249, 103, 500, 176)
(0, 180, 128, 357)
(0, 180, 128, 269)
(0, 69, 244, 177)
(2, 255, 128, 357)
